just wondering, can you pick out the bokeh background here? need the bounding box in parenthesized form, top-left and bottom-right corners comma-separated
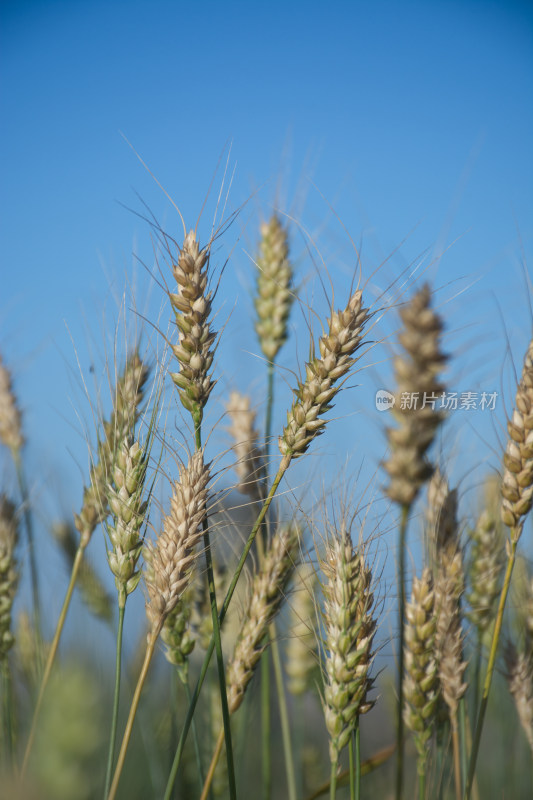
(1, 0, 532, 663)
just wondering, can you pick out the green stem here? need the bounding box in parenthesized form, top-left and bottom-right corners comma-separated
(184, 679, 205, 793)
(464, 536, 518, 799)
(261, 358, 275, 800)
(195, 418, 237, 800)
(264, 360, 275, 478)
(330, 759, 338, 800)
(104, 596, 126, 798)
(261, 645, 271, 800)
(436, 727, 444, 800)
(270, 627, 297, 800)
(14, 452, 41, 650)
(349, 736, 355, 800)
(21, 542, 85, 778)
(459, 698, 467, 799)
(418, 766, 425, 800)
(395, 503, 410, 800)
(473, 633, 482, 720)
(295, 694, 304, 799)
(354, 724, 361, 800)
(107, 626, 160, 800)
(163, 457, 291, 800)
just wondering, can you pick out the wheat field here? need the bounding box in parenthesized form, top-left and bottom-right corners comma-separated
(0, 194, 532, 800)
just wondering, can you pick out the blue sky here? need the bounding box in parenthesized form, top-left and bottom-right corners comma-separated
(1, 0, 532, 648)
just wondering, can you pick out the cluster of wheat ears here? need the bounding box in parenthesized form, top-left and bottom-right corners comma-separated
(0, 201, 532, 800)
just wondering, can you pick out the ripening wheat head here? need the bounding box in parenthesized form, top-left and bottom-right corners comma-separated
(144, 450, 209, 638)
(279, 290, 369, 459)
(0, 354, 24, 454)
(226, 523, 300, 714)
(321, 526, 376, 763)
(168, 230, 216, 424)
(501, 338, 533, 537)
(383, 284, 447, 507)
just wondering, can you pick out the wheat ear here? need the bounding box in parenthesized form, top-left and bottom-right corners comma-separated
(0, 496, 18, 662)
(0, 353, 42, 645)
(279, 290, 368, 459)
(226, 390, 266, 501)
(254, 214, 294, 363)
(168, 230, 216, 426)
(0, 355, 24, 454)
(75, 351, 149, 546)
(404, 568, 439, 795)
(505, 643, 533, 755)
(286, 561, 319, 697)
(52, 522, 112, 623)
(321, 525, 376, 800)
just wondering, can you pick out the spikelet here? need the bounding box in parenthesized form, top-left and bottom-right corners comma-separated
(226, 391, 265, 500)
(52, 522, 113, 623)
(279, 291, 368, 459)
(226, 523, 299, 714)
(254, 215, 294, 361)
(322, 528, 376, 763)
(505, 643, 533, 755)
(403, 569, 439, 772)
(106, 437, 148, 601)
(501, 339, 533, 536)
(0, 494, 18, 660)
(144, 451, 209, 638)
(285, 562, 318, 696)
(0, 354, 24, 454)
(383, 285, 447, 507)
(168, 230, 216, 424)
(466, 508, 504, 636)
(75, 351, 149, 547)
